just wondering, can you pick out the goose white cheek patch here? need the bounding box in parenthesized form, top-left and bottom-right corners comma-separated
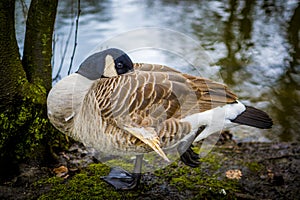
(103, 55, 118, 77)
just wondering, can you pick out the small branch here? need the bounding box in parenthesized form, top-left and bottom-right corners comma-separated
(259, 154, 300, 162)
(67, 0, 81, 75)
(20, 0, 28, 19)
(53, 1, 77, 82)
(51, 33, 56, 75)
(53, 24, 74, 82)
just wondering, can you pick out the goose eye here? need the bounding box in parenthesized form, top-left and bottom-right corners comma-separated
(116, 62, 124, 69)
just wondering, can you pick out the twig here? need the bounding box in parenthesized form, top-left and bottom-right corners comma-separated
(53, 25, 74, 81)
(258, 154, 300, 162)
(52, 33, 56, 74)
(67, 0, 81, 75)
(20, 0, 28, 19)
(52, 1, 76, 82)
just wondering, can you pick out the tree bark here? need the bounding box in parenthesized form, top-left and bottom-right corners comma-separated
(22, 0, 58, 92)
(0, 0, 26, 111)
(0, 0, 66, 181)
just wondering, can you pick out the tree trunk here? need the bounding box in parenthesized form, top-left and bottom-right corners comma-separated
(0, 0, 66, 181)
(22, 0, 58, 92)
(0, 0, 26, 111)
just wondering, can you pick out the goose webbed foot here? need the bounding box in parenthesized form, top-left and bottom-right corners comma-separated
(180, 145, 200, 168)
(101, 167, 141, 190)
(179, 125, 206, 168)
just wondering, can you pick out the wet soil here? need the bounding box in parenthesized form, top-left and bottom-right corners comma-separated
(0, 134, 299, 200)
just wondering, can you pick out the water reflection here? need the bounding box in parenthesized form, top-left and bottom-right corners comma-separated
(217, 0, 245, 84)
(15, 0, 300, 142)
(288, 2, 300, 69)
(272, 1, 300, 142)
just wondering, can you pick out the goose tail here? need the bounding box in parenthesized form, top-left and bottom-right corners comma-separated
(231, 106, 273, 129)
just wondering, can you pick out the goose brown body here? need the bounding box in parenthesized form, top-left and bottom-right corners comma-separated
(48, 48, 273, 189)
(59, 63, 238, 156)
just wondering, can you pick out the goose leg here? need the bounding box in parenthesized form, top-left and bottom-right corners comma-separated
(101, 154, 143, 190)
(180, 144, 201, 168)
(178, 125, 206, 168)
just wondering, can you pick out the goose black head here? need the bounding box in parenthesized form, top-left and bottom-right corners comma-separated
(76, 48, 134, 80)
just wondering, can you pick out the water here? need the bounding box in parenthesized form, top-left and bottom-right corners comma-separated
(16, 0, 300, 142)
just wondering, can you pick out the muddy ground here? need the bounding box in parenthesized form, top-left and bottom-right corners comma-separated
(0, 133, 299, 200)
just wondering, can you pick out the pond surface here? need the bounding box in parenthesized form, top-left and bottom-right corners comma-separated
(17, 0, 300, 143)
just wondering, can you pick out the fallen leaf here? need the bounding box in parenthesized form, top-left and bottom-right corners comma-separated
(225, 169, 242, 180)
(53, 166, 68, 178)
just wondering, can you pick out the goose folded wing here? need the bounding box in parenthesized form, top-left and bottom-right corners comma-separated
(92, 69, 238, 158)
(134, 63, 181, 73)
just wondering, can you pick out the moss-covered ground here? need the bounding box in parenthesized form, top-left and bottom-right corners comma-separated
(0, 138, 299, 200)
(35, 149, 241, 200)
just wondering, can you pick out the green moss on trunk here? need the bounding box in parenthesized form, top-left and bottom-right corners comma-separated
(0, 83, 70, 181)
(0, 0, 26, 111)
(22, 0, 58, 92)
(0, 0, 65, 181)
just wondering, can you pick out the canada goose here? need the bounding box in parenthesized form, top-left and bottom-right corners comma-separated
(47, 48, 273, 190)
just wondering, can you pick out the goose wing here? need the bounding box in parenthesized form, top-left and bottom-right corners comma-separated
(134, 63, 181, 73)
(134, 63, 237, 111)
(90, 68, 237, 159)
